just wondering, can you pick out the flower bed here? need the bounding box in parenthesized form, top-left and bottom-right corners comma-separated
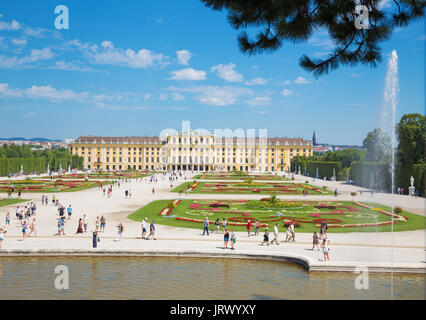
(129, 199, 416, 233)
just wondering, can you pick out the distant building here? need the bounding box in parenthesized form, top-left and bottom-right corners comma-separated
(312, 130, 317, 146)
(69, 132, 314, 172)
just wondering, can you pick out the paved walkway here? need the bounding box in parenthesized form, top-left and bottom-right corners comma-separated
(0, 171, 424, 273)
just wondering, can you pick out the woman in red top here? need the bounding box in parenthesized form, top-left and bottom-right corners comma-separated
(247, 219, 252, 237)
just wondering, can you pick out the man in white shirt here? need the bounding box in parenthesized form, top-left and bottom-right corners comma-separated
(141, 218, 147, 239)
(271, 224, 279, 245)
(290, 223, 295, 242)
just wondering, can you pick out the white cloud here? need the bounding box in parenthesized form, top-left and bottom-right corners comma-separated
(245, 77, 267, 86)
(176, 50, 192, 65)
(144, 93, 151, 100)
(307, 30, 335, 50)
(282, 89, 292, 97)
(0, 48, 53, 69)
(169, 68, 206, 80)
(172, 93, 185, 101)
(84, 41, 168, 68)
(0, 19, 20, 31)
(48, 60, 95, 72)
(11, 38, 27, 46)
(0, 83, 118, 103)
(246, 96, 271, 106)
(169, 85, 253, 106)
(294, 76, 311, 84)
(211, 63, 243, 82)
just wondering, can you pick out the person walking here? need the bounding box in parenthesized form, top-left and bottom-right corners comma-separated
(223, 228, 230, 249)
(319, 220, 328, 240)
(83, 214, 88, 233)
(0, 227, 6, 249)
(230, 229, 236, 250)
(312, 231, 320, 251)
(92, 231, 99, 248)
(246, 219, 252, 237)
(22, 220, 28, 240)
(100, 216, 106, 232)
(27, 218, 37, 237)
(76, 218, 84, 234)
(290, 222, 295, 242)
(271, 224, 279, 245)
(67, 205, 72, 220)
(141, 218, 147, 239)
(254, 220, 260, 236)
(221, 218, 227, 233)
(115, 223, 124, 242)
(5, 212, 10, 227)
(203, 217, 209, 236)
(321, 239, 330, 261)
(214, 218, 220, 233)
(262, 227, 270, 246)
(147, 220, 156, 240)
(334, 188, 338, 197)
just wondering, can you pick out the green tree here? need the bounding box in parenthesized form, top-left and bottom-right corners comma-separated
(396, 113, 426, 164)
(362, 128, 391, 162)
(201, 0, 425, 77)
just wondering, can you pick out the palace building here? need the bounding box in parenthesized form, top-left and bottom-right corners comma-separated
(69, 132, 313, 172)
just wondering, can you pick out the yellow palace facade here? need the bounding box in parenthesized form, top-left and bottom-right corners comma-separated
(69, 133, 313, 172)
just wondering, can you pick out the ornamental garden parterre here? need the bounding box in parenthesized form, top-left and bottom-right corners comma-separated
(0, 179, 106, 193)
(172, 180, 332, 195)
(128, 198, 423, 233)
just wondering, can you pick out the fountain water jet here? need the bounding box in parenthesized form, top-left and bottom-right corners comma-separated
(383, 49, 399, 300)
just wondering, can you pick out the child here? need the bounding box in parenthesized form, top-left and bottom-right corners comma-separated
(321, 239, 330, 261)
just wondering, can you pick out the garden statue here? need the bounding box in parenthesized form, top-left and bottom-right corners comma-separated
(408, 176, 416, 196)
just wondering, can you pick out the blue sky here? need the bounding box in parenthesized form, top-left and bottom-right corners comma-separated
(0, 0, 424, 145)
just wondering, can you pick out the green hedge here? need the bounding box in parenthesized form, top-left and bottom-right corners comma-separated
(0, 157, 46, 176)
(291, 159, 342, 179)
(0, 155, 84, 176)
(351, 162, 425, 196)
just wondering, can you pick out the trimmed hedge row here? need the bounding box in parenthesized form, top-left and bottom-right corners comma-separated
(291, 159, 342, 179)
(0, 156, 83, 176)
(351, 162, 425, 196)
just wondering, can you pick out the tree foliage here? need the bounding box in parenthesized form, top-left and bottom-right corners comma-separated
(362, 128, 391, 162)
(293, 148, 366, 168)
(396, 113, 425, 164)
(201, 0, 425, 77)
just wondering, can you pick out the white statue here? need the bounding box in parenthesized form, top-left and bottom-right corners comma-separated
(410, 176, 414, 187)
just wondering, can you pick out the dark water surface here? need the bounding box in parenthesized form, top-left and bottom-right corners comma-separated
(0, 256, 424, 299)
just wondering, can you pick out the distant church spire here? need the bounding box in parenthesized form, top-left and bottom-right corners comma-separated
(312, 130, 317, 146)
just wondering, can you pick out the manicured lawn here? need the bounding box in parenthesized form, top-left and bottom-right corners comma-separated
(128, 199, 425, 233)
(0, 198, 28, 207)
(0, 179, 110, 193)
(172, 181, 333, 195)
(193, 172, 290, 181)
